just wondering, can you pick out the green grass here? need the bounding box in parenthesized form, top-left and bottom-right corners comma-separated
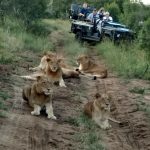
(68, 113, 105, 150)
(0, 91, 12, 117)
(0, 111, 7, 118)
(129, 87, 145, 94)
(42, 19, 88, 66)
(96, 41, 150, 80)
(0, 17, 55, 64)
(0, 91, 12, 100)
(137, 99, 150, 118)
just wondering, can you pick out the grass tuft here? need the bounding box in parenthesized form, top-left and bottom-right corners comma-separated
(129, 87, 145, 94)
(69, 113, 105, 150)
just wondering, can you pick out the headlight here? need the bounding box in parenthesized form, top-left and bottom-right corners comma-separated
(117, 34, 120, 37)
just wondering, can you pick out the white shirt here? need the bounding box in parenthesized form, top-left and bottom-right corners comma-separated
(87, 13, 99, 22)
(103, 16, 113, 22)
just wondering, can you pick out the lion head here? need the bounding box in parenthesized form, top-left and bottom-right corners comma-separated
(35, 76, 53, 95)
(94, 93, 111, 111)
(46, 56, 62, 72)
(77, 54, 95, 70)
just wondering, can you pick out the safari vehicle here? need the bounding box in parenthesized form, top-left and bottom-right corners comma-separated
(71, 20, 102, 43)
(70, 3, 134, 44)
(70, 4, 102, 43)
(101, 21, 135, 43)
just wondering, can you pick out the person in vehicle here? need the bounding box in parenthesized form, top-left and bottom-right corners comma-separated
(87, 8, 99, 23)
(97, 7, 105, 20)
(78, 2, 89, 19)
(103, 11, 113, 22)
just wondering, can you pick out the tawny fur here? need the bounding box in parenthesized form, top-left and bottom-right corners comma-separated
(22, 76, 56, 119)
(84, 93, 120, 129)
(29, 52, 79, 79)
(77, 54, 107, 78)
(21, 54, 66, 87)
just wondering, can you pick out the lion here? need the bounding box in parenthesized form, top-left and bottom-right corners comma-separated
(45, 56, 66, 87)
(21, 55, 67, 87)
(84, 93, 120, 129)
(29, 52, 79, 79)
(22, 76, 56, 119)
(29, 52, 56, 71)
(76, 54, 107, 79)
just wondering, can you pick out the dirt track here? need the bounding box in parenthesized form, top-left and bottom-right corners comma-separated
(0, 50, 150, 150)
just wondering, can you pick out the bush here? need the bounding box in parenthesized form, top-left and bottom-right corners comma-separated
(138, 18, 150, 51)
(0, 0, 48, 27)
(96, 41, 150, 80)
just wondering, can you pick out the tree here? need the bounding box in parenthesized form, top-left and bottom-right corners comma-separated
(0, 0, 48, 27)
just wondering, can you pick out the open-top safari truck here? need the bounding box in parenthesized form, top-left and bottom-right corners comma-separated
(69, 3, 134, 44)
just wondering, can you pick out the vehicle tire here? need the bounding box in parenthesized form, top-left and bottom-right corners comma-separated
(75, 31, 83, 43)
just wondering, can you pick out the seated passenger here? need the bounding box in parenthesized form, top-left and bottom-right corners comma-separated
(87, 9, 99, 23)
(79, 2, 89, 19)
(103, 11, 113, 22)
(97, 7, 105, 20)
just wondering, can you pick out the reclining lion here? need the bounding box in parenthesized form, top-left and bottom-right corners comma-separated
(22, 76, 56, 119)
(29, 52, 79, 79)
(21, 54, 67, 87)
(84, 93, 120, 129)
(76, 54, 107, 79)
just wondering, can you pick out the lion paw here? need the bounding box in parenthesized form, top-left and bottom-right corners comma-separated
(59, 83, 67, 87)
(48, 115, 57, 120)
(31, 111, 40, 116)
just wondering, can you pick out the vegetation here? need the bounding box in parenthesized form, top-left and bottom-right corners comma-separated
(0, 1, 149, 149)
(129, 87, 145, 94)
(137, 97, 150, 118)
(0, 91, 12, 117)
(67, 113, 105, 150)
(96, 41, 150, 80)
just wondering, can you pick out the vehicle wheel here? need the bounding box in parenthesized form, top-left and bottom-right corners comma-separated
(75, 31, 83, 43)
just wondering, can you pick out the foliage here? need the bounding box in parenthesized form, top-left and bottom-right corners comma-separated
(0, 0, 48, 27)
(138, 18, 150, 52)
(96, 41, 150, 80)
(72, 113, 105, 150)
(105, 2, 120, 21)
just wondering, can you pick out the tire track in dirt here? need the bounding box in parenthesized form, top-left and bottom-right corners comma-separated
(0, 76, 81, 150)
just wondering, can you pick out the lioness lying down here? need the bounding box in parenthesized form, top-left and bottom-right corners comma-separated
(84, 93, 120, 129)
(29, 52, 79, 79)
(22, 76, 56, 119)
(76, 54, 107, 79)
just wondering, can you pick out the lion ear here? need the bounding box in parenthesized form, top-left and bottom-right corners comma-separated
(95, 93, 101, 99)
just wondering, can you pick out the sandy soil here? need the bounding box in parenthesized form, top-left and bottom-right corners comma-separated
(0, 50, 150, 150)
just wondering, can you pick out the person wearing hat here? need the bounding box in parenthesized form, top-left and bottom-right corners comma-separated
(87, 8, 99, 23)
(103, 11, 113, 22)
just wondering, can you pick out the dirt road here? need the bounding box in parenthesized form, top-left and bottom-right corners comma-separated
(0, 50, 150, 150)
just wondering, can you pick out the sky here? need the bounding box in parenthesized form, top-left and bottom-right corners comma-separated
(141, 0, 150, 5)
